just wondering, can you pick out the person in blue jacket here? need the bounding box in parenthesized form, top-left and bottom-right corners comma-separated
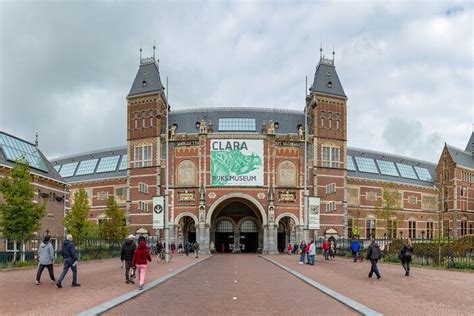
(350, 236, 361, 262)
(56, 234, 80, 288)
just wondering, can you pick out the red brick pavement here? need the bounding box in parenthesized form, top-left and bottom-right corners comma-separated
(106, 254, 358, 316)
(268, 254, 474, 316)
(0, 254, 205, 315)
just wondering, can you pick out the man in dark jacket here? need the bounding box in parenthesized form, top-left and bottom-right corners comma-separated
(121, 234, 137, 284)
(350, 236, 361, 262)
(56, 234, 80, 288)
(366, 239, 382, 280)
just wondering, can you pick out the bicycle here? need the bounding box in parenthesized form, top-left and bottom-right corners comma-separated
(157, 249, 172, 263)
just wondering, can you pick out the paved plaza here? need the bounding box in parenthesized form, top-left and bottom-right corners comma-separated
(0, 254, 473, 315)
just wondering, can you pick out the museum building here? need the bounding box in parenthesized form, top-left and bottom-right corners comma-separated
(40, 54, 474, 254)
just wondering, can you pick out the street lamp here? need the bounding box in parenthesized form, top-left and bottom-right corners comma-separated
(399, 231, 403, 240)
(421, 230, 425, 241)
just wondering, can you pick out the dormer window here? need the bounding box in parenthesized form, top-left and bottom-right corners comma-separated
(327, 81, 332, 88)
(142, 80, 147, 87)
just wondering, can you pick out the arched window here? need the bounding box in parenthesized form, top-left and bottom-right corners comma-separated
(240, 220, 258, 233)
(177, 160, 197, 186)
(216, 220, 233, 233)
(277, 160, 297, 187)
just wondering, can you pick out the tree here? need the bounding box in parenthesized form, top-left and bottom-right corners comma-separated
(0, 157, 45, 262)
(64, 188, 95, 240)
(378, 182, 401, 239)
(99, 196, 127, 242)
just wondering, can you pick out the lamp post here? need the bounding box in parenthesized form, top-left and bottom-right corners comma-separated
(164, 77, 171, 263)
(399, 231, 403, 240)
(421, 230, 425, 241)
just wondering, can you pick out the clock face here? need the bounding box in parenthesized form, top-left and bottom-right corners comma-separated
(154, 204, 163, 214)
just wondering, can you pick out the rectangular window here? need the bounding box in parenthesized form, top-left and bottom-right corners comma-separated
(325, 201, 336, 212)
(376, 160, 399, 177)
(142, 111, 146, 128)
(366, 219, 376, 239)
(320, 111, 325, 128)
(326, 183, 336, 195)
(328, 112, 332, 129)
(426, 222, 434, 239)
(75, 159, 99, 176)
(460, 186, 467, 197)
(396, 163, 418, 180)
(335, 113, 340, 130)
(138, 182, 149, 194)
(138, 201, 148, 212)
(96, 156, 120, 173)
(150, 110, 154, 127)
(134, 112, 138, 129)
(118, 155, 128, 170)
(354, 157, 378, 174)
(134, 145, 152, 168)
(388, 219, 397, 239)
(461, 221, 467, 236)
(218, 118, 256, 132)
(115, 187, 127, 203)
(346, 156, 356, 171)
(321, 146, 339, 168)
(409, 221, 416, 239)
(348, 218, 353, 238)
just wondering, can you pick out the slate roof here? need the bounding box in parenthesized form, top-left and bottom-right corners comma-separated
(446, 145, 474, 170)
(465, 131, 474, 153)
(169, 107, 305, 134)
(309, 58, 346, 98)
(128, 58, 164, 97)
(347, 147, 437, 187)
(0, 131, 66, 184)
(51, 146, 127, 183)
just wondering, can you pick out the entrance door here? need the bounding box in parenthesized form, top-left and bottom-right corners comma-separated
(277, 223, 286, 253)
(240, 220, 259, 253)
(215, 219, 234, 253)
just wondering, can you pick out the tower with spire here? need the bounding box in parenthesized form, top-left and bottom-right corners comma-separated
(126, 47, 168, 235)
(306, 46, 349, 238)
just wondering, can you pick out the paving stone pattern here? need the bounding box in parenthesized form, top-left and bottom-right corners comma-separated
(106, 254, 357, 316)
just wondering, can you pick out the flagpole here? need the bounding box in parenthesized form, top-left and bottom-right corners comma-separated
(165, 76, 170, 262)
(304, 76, 308, 242)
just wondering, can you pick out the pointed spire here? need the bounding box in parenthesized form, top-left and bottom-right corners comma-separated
(332, 45, 335, 62)
(139, 45, 142, 61)
(153, 41, 156, 60)
(268, 183, 274, 203)
(319, 42, 323, 59)
(35, 132, 39, 147)
(199, 182, 206, 203)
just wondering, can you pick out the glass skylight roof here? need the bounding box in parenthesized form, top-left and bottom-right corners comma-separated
(219, 118, 256, 131)
(414, 166, 432, 181)
(59, 162, 78, 177)
(75, 159, 98, 176)
(354, 157, 378, 174)
(96, 156, 120, 173)
(118, 155, 128, 170)
(0, 133, 48, 172)
(376, 160, 399, 177)
(346, 156, 356, 171)
(396, 163, 418, 179)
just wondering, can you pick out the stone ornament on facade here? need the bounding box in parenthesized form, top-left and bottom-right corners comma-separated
(257, 192, 265, 200)
(279, 190, 296, 202)
(277, 160, 297, 187)
(178, 190, 195, 202)
(177, 160, 197, 186)
(208, 192, 216, 199)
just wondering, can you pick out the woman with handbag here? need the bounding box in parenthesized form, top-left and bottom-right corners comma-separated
(400, 238, 413, 276)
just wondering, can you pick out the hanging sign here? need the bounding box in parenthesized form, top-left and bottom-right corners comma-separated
(308, 197, 320, 229)
(152, 196, 164, 229)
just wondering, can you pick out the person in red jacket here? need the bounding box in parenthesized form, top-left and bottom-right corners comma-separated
(322, 239, 330, 260)
(132, 240, 152, 290)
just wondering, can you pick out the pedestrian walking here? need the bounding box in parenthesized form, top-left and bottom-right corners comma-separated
(298, 240, 307, 264)
(322, 239, 330, 260)
(177, 242, 183, 254)
(366, 238, 382, 280)
(171, 241, 176, 255)
(184, 240, 190, 256)
(36, 236, 56, 285)
(121, 234, 137, 284)
(193, 241, 200, 258)
(292, 242, 299, 255)
(56, 234, 80, 288)
(132, 239, 152, 290)
(400, 238, 413, 276)
(350, 236, 361, 262)
(287, 243, 293, 255)
(156, 240, 163, 255)
(308, 241, 316, 265)
(330, 240, 336, 259)
(305, 242, 311, 264)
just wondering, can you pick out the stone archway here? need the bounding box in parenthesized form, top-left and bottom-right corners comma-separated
(208, 195, 266, 253)
(276, 215, 297, 253)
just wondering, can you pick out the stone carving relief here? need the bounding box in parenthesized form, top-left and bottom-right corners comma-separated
(277, 160, 297, 187)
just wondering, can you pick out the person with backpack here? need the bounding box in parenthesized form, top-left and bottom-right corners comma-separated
(350, 236, 361, 262)
(132, 239, 152, 290)
(56, 234, 80, 288)
(36, 236, 56, 285)
(121, 234, 137, 284)
(366, 238, 382, 280)
(400, 238, 414, 276)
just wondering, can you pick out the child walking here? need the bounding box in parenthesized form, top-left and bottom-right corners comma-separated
(132, 239, 152, 290)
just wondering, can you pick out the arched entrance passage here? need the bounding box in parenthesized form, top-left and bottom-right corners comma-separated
(175, 213, 198, 245)
(209, 197, 265, 253)
(276, 214, 298, 253)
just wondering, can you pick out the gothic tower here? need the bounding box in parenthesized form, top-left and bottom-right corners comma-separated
(306, 52, 348, 238)
(126, 54, 167, 235)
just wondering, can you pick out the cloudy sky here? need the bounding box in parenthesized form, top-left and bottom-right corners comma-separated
(0, 0, 472, 162)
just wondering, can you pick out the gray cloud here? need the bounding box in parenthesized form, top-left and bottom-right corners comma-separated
(0, 1, 472, 162)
